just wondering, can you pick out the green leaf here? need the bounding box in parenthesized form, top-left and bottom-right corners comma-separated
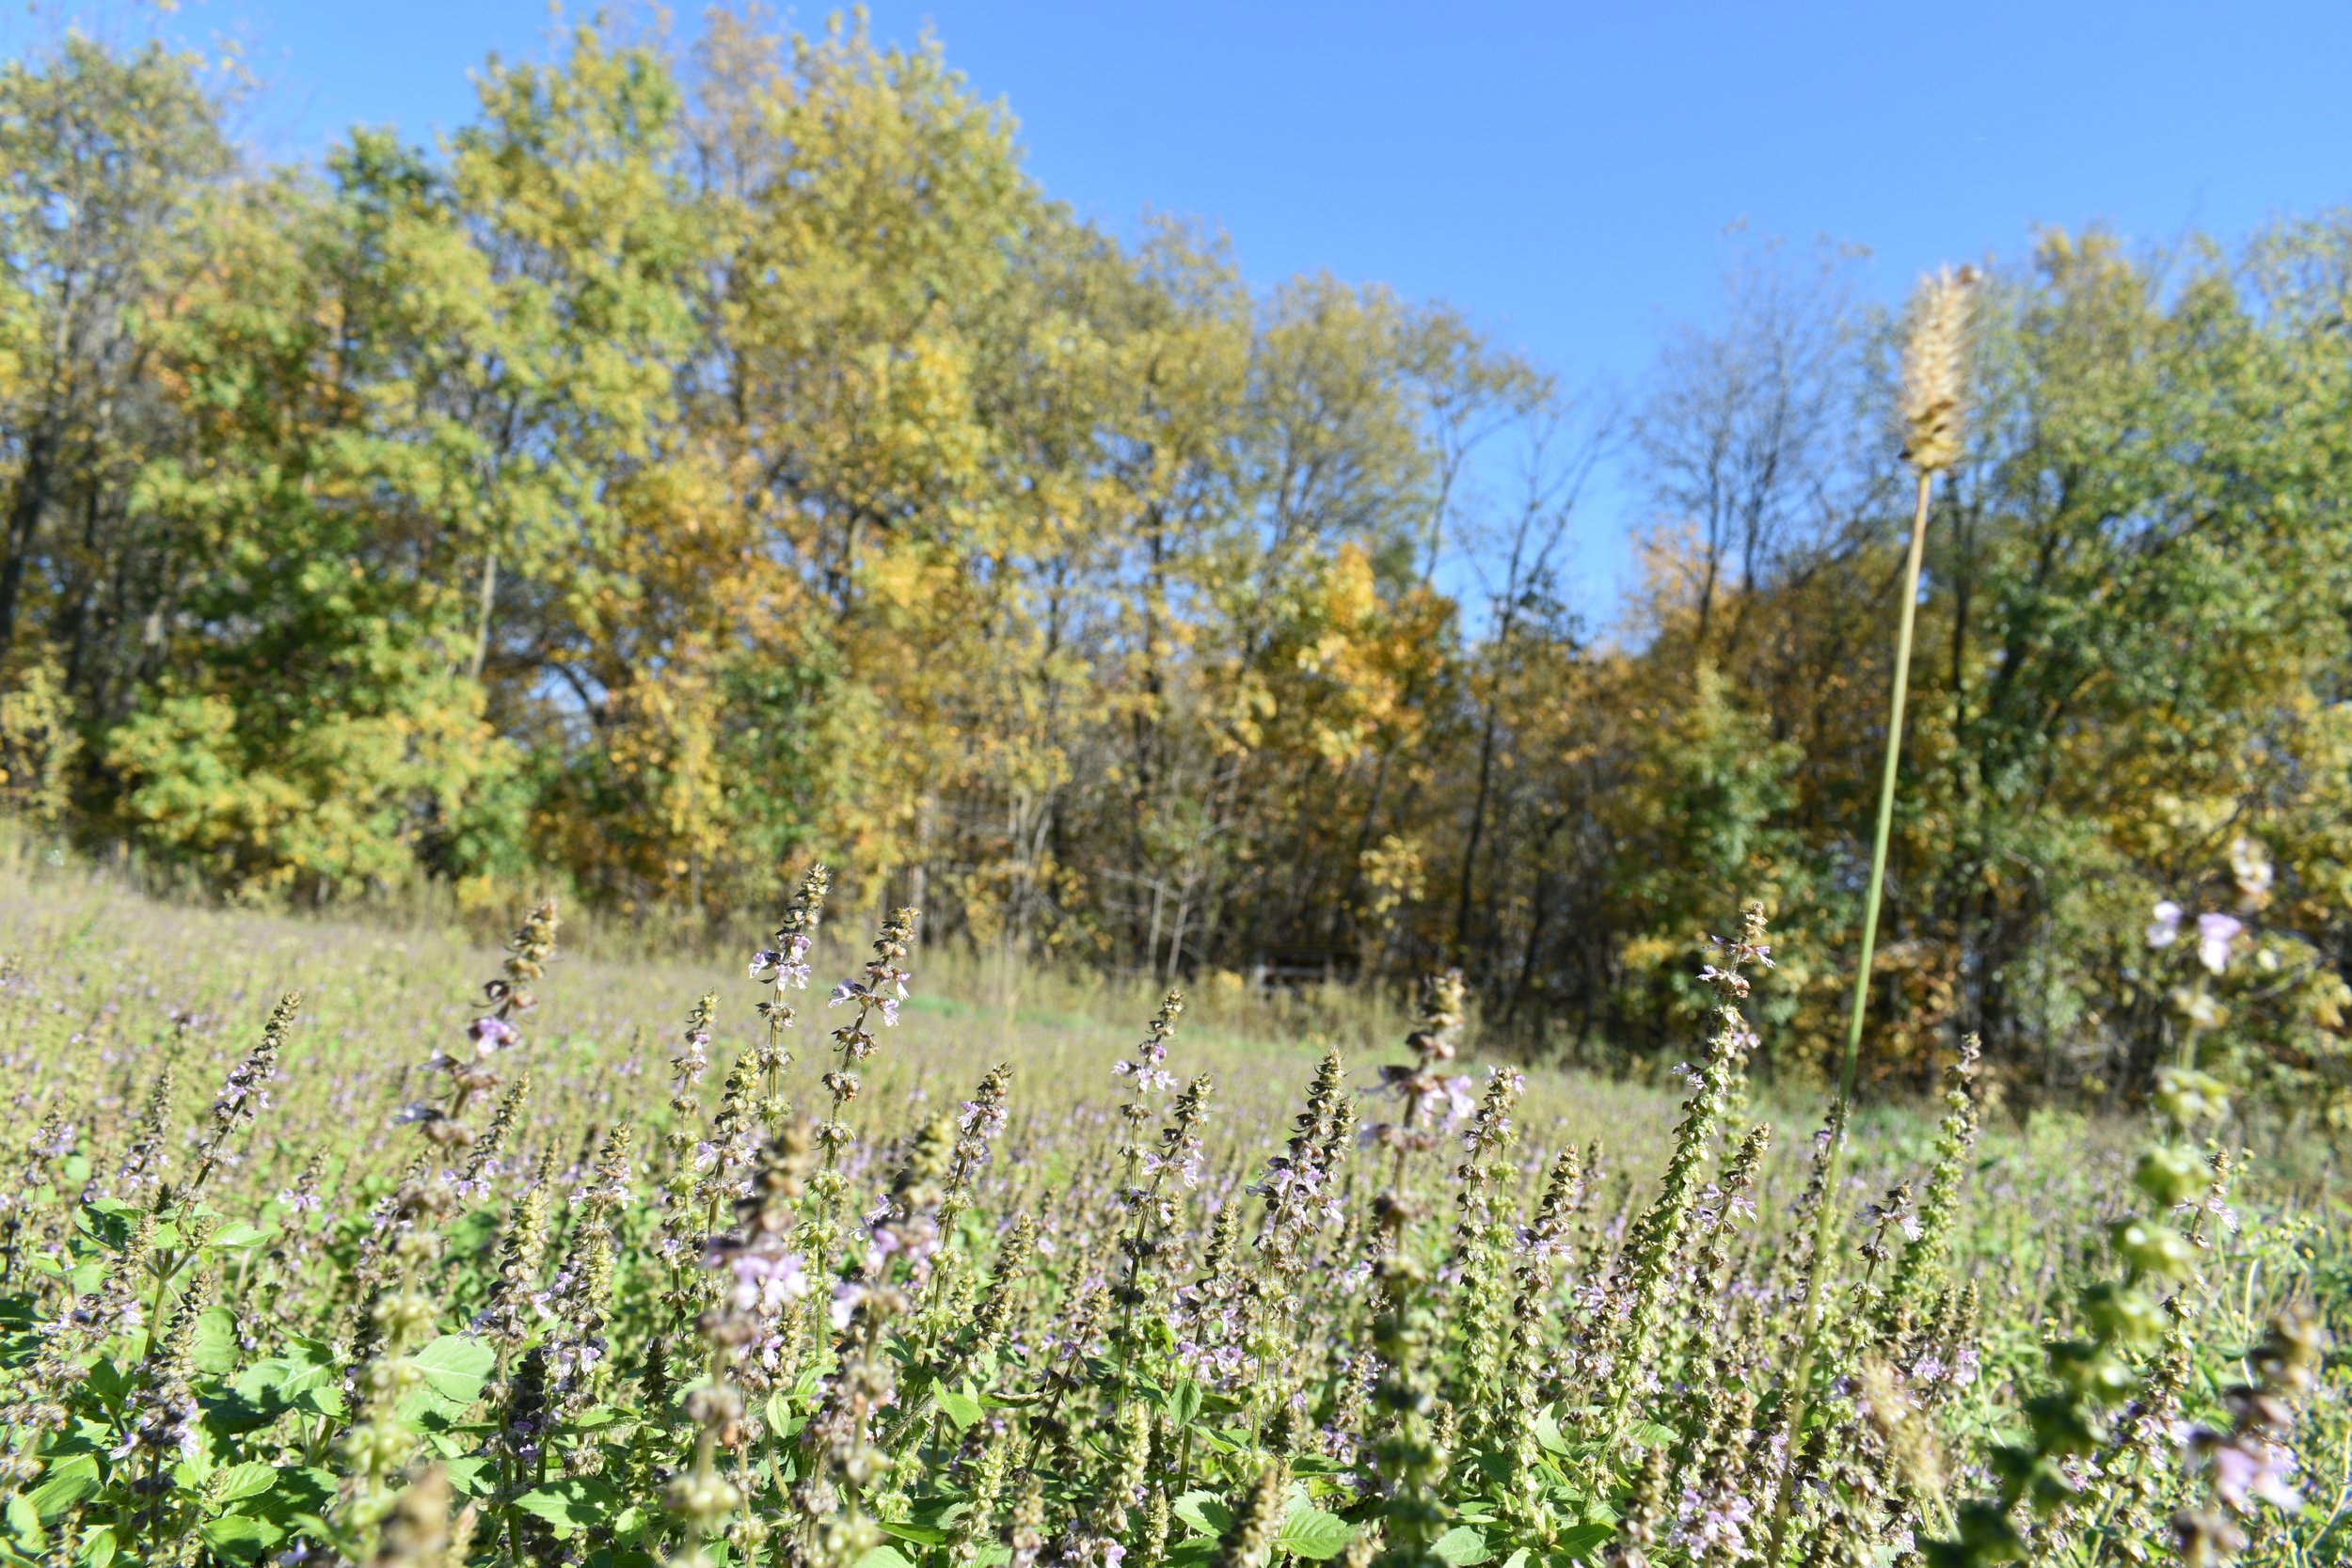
(854, 1546, 916, 1568)
(200, 1388, 278, 1440)
(5, 1495, 42, 1555)
(210, 1461, 277, 1506)
(1533, 1406, 1572, 1455)
(1171, 1491, 1232, 1538)
(1501, 1551, 1530, 1568)
(513, 1477, 624, 1539)
(251, 1467, 336, 1530)
(193, 1307, 241, 1375)
(405, 1335, 494, 1414)
(1553, 1523, 1614, 1563)
(208, 1221, 273, 1249)
(1628, 1422, 1677, 1451)
(934, 1385, 983, 1431)
(74, 1525, 114, 1568)
(199, 1514, 283, 1565)
(879, 1520, 949, 1547)
(291, 1382, 344, 1419)
(1432, 1527, 1491, 1565)
(84, 1359, 132, 1407)
(1166, 1379, 1204, 1426)
(27, 1454, 100, 1522)
(443, 1455, 494, 1497)
(1275, 1505, 1353, 1560)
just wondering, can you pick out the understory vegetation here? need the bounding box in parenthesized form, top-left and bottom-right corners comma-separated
(0, 863, 2343, 1566)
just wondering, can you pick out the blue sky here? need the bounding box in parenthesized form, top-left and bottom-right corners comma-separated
(22, 0, 2352, 619)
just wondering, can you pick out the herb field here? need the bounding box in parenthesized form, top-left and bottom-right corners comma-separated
(0, 864, 2344, 1568)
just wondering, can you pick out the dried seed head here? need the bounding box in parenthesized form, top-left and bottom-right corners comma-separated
(1900, 265, 1977, 474)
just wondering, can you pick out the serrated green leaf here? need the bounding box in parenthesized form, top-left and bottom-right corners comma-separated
(1554, 1523, 1614, 1562)
(443, 1455, 494, 1497)
(26, 1453, 99, 1522)
(1191, 1423, 1248, 1454)
(935, 1384, 983, 1430)
(405, 1335, 494, 1414)
(1166, 1379, 1203, 1426)
(854, 1545, 915, 1568)
(1171, 1490, 1232, 1538)
(290, 1384, 343, 1419)
(189, 1306, 240, 1376)
(208, 1221, 273, 1249)
(513, 1477, 625, 1539)
(1432, 1526, 1490, 1565)
(74, 1524, 114, 1568)
(5, 1495, 42, 1554)
(250, 1467, 336, 1530)
(199, 1514, 282, 1564)
(211, 1461, 277, 1505)
(1275, 1505, 1353, 1560)
(1533, 1406, 1572, 1455)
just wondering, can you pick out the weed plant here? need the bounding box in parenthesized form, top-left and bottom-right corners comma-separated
(0, 861, 2343, 1568)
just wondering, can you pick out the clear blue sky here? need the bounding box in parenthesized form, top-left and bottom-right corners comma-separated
(22, 0, 2352, 618)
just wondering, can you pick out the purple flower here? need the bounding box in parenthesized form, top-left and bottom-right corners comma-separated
(2198, 1433, 2302, 1513)
(723, 1248, 809, 1315)
(468, 1016, 519, 1051)
(2196, 912, 2243, 975)
(2148, 900, 2185, 949)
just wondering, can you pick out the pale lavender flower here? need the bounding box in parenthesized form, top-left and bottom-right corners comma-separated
(2196, 912, 2243, 975)
(2196, 1433, 2302, 1513)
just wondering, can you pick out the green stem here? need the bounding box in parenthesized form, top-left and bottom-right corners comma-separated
(1839, 467, 1934, 1104)
(1768, 467, 1933, 1565)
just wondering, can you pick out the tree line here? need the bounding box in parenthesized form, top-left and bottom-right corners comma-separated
(1, 17, 2347, 1107)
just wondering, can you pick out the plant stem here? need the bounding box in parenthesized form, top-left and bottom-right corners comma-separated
(1768, 467, 1933, 1565)
(1840, 468, 1934, 1104)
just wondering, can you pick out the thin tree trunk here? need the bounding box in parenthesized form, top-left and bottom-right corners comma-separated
(468, 549, 499, 682)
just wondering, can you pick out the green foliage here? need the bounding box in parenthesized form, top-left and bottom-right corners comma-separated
(0, 20, 2345, 1115)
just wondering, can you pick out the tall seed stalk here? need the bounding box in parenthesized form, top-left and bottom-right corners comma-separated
(1770, 262, 1975, 1564)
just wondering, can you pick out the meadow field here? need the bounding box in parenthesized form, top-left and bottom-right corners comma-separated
(3, 9, 2351, 1568)
(0, 850, 2342, 1568)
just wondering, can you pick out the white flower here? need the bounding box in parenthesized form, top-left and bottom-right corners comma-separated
(2196, 912, 2243, 975)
